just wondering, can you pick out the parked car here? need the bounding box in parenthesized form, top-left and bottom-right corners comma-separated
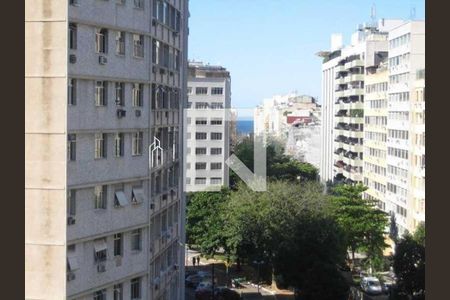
(186, 274, 211, 288)
(360, 277, 383, 295)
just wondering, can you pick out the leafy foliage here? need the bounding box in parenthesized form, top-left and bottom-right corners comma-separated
(230, 136, 318, 186)
(186, 188, 231, 255)
(393, 228, 425, 298)
(330, 184, 389, 271)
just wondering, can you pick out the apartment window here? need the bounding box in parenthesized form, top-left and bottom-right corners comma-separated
(68, 79, 77, 105)
(115, 133, 124, 157)
(211, 178, 222, 185)
(70, 0, 79, 5)
(115, 82, 125, 106)
(187, 87, 193, 95)
(195, 132, 207, 140)
(133, 34, 144, 58)
(211, 148, 222, 155)
(132, 132, 143, 156)
(113, 233, 123, 257)
(131, 277, 141, 299)
(211, 132, 222, 140)
(210, 103, 224, 109)
(95, 81, 107, 106)
(93, 289, 106, 300)
(195, 87, 208, 95)
(114, 284, 123, 300)
(95, 28, 108, 54)
(94, 185, 107, 209)
(93, 239, 107, 262)
(131, 229, 142, 251)
(69, 23, 77, 50)
(116, 31, 125, 55)
(195, 148, 207, 155)
(95, 133, 107, 159)
(131, 185, 145, 204)
(195, 118, 207, 125)
(195, 102, 209, 109)
(67, 190, 76, 216)
(195, 162, 207, 170)
(114, 186, 128, 207)
(211, 162, 222, 170)
(132, 83, 143, 107)
(211, 87, 223, 95)
(68, 134, 76, 161)
(195, 177, 206, 185)
(134, 0, 144, 9)
(211, 119, 222, 125)
(152, 40, 160, 64)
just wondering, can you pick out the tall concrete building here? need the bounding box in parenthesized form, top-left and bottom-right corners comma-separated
(363, 59, 389, 210)
(25, 1, 189, 299)
(185, 61, 231, 191)
(385, 21, 425, 234)
(318, 19, 404, 183)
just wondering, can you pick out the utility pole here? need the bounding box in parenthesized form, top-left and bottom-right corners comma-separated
(211, 263, 215, 300)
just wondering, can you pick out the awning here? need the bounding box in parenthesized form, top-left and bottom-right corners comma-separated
(94, 239, 107, 252)
(132, 188, 145, 203)
(115, 191, 128, 206)
(67, 256, 79, 271)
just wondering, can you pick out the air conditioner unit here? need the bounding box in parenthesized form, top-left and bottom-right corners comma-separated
(115, 256, 122, 267)
(169, 71, 174, 77)
(117, 109, 126, 118)
(97, 263, 106, 273)
(160, 68, 166, 75)
(152, 19, 157, 26)
(99, 56, 108, 65)
(67, 216, 76, 225)
(69, 54, 77, 64)
(67, 272, 76, 281)
(150, 203, 155, 209)
(135, 110, 141, 117)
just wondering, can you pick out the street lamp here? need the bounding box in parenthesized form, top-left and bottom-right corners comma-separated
(253, 260, 264, 293)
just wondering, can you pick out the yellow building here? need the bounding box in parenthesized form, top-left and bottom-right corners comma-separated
(363, 61, 388, 210)
(409, 69, 425, 230)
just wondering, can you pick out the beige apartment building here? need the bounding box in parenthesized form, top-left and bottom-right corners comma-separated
(363, 61, 389, 209)
(25, 1, 189, 299)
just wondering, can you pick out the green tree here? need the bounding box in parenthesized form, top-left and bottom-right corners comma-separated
(186, 188, 230, 256)
(225, 181, 348, 297)
(330, 184, 389, 271)
(230, 137, 318, 186)
(393, 229, 425, 299)
(389, 213, 399, 244)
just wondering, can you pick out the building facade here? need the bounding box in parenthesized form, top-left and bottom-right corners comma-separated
(363, 61, 389, 211)
(185, 62, 231, 191)
(254, 93, 319, 138)
(385, 21, 425, 234)
(25, 0, 189, 299)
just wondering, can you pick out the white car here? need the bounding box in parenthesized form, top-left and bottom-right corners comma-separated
(195, 281, 213, 292)
(360, 276, 383, 295)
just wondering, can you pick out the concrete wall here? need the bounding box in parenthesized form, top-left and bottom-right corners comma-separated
(25, 0, 68, 299)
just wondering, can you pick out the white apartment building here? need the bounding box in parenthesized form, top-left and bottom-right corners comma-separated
(185, 62, 231, 191)
(318, 19, 405, 184)
(25, 1, 188, 299)
(254, 93, 319, 138)
(385, 21, 425, 234)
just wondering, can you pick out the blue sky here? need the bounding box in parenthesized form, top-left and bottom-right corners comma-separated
(188, 0, 425, 113)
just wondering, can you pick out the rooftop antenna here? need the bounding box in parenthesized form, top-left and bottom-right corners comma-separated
(410, 6, 416, 20)
(370, 3, 377, 27)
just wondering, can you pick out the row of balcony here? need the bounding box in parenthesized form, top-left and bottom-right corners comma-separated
(335, 88, 364, 98)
